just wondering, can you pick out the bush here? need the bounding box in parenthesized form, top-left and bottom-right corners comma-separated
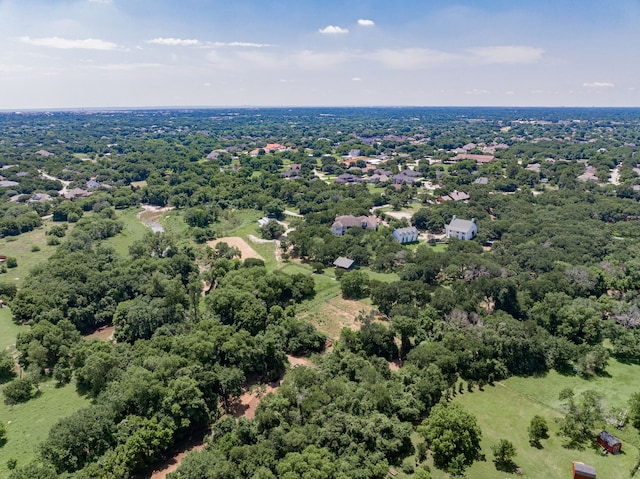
(0, 422, 6, 445)
(6, 457, 17, 470)
(6, 257, 17, 269)
(46, 237, 61, 246)
(2, 376, 35, 404)
(30, 245, 41, 252)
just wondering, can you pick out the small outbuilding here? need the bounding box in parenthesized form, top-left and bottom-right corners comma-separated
(572, 461, 596, 479)
(333, 257, 355, 270)
(597, 430, 621, 454)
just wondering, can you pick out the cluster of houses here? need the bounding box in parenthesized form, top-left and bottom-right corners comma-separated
(330, 213, 477, 243)
(334, 169, 421, 186)
(329, 212, 478, 270)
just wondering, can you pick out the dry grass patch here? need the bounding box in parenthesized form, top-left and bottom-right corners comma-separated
(299, 297, 373, 339)
(206, 237, 264, 261)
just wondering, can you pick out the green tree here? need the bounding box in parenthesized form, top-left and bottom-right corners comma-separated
(418, 401, 483, 474)
(629, 392, 640, 431)
(276, 445, 336, 479)
(527, 415, 549, 446)
(0, 349, 15, 383)
(2, 377, 36, 404)
(558, 389, 604, 447)
(340, 270, 369, 300)
(492, 438, 516, 471)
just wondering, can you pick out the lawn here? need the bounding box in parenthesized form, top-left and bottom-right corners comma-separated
(0, 308, 26, 350)
(102, 207, 150, 257)
(420, 358, 640, 479)
(0, 221, 61, 287)
(0, 380, 90, 476)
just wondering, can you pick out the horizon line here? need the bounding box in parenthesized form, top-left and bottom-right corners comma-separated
(2, 104, 640, 113)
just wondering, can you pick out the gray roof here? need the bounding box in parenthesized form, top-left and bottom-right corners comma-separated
(0, 180, 19, 187)
(598, 430, 621, 447)
(573, 462, 596, 478)
(394, 226, 418, 235)
(448, 216, 476, 231)
(333, 257, 355, 269)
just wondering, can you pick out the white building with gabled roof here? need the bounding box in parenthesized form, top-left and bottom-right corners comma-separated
(445, 216, 477, 240)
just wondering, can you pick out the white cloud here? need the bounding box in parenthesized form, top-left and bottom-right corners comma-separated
(208, 41, 272, 48)
(19, 36, 119, 50)
(0, 64, 31, 73)
(319, 25, 349, 34)
(369, 48, 458, 70)
(148, 39, 271, 48)
(465, 88, 489, 95)
(352, 77, 361, 81)
(469, 46, 543, 64)
(148, 38, 200, 46)
(357, 19, 375, 26)
(292, 50, 349, 69)
(89, 63, 162, 71)
(88, 0, 112, 3)
(584, 82, 615, 88)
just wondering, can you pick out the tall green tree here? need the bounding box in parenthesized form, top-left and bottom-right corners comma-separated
(418, 401, 483, 475)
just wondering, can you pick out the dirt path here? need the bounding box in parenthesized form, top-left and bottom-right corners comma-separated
(230, 355, 315, 419)
(148, 355, 315, 478)
(146, 438, 206, 479)
(207, 237, 264, 260)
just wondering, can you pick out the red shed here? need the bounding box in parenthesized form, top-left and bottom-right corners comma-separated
(572, 461, 596, 479)
(597, 430, 622, 454)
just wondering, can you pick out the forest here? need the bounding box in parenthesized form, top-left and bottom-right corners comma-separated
(1, 107, 640, 478)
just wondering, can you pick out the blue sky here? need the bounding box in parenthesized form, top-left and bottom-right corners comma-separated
(0, 0, 639, 108)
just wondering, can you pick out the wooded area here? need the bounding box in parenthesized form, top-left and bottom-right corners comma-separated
(1, 107, 640, 478)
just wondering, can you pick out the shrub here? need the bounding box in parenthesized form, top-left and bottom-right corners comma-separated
(2, 376, 35, 404)
(5, 257, 17, 269)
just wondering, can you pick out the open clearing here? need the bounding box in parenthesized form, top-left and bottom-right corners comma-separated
(0, 381, 90, 477)
(207, 237, 264, 260)
(423, 358, 640, 479)
(298, 296, 373, 339)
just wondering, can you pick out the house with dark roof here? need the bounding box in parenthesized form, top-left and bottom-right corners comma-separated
(393, 226, 419, 244)
(333, 257, 355, 270)
(334, 173, 362, 184)
(597, 431, 621, 454)
(392, 173, 416, 185)
(331, 215, 378, 236)
(437, 190, 470, 203)
(445, 216, 477, 240)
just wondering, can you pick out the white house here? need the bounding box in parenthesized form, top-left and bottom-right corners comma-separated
(445, 216, 477, 240)
(393, 226, 419, 244)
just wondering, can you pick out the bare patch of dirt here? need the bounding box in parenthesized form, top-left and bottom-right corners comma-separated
(388, 359, 402, 371)
(145, 437, 206, 479)
(206, 237, 264, 260)
(231, 379, 282, 420)
(86, 325, 115, 341)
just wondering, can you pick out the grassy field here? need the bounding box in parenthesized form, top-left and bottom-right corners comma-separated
(102, 207, 150, 257)
(0, 220, 61, 287)
(415, 358, 640, 479)
(0, 380, 90, 476)
(0, 307, 26, 350)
